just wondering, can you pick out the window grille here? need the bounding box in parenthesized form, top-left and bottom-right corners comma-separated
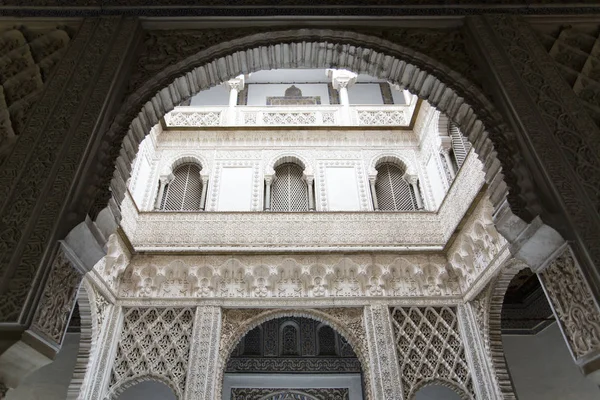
(281, 324, 299, 356)
(160, 163, 203, 211)
(271, 163, 309, 212)
(317, 325, 337, 356)
(449, 123, 471, 169)
(375, 163, 417, 211)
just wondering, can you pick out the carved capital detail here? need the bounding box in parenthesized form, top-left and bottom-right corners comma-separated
(31, 244, 83, 347)
(539, 246, 600, 361)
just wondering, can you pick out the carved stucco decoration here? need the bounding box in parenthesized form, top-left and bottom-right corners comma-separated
(218, 308, 372, 400)
(0, 18, 138, 324)
(538, 246, 600, 360)
(391, 306, 475, 400)
(30, 244, 83, 347)
(117, 254, 461, 300)
(473, 15, 600, 271)
(89, 28, 532, 238)
(0, 25, 72, 160)
(230, 388, 349, 400)
(107, 307, 195, 399)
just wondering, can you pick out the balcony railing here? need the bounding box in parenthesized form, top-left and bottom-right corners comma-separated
(163, 104, 416, 128)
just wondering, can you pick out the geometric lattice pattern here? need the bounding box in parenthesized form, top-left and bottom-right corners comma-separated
(110, 308, 194, 396)
(271, 163, 309, 212)
(390, 307, 474, 399)
(375, 163, 416, 211)
(357, 109, 407, 126)
(160, 163, 203, 211)
(164, 110, 222, 126)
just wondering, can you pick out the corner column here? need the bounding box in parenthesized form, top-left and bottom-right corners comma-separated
(200, 175, 209, 211)
(264, 176, 273, 211)
(327, 69, 357, 125)
(369, 176, 379, 211)
(363, 305, 403, 400)
(457, 303, 505, 400)
(184, 306, 222, 400)
(305, 175, 315, 211)
(224, 75, 245, 125)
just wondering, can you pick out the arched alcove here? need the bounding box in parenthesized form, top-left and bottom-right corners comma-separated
(413, 383, 465, 400)
(113, 379, 177, 400)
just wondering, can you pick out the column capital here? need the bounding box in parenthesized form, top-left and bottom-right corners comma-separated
(200, 174, 210, 185)
(326, 68, 358, 90)
(159, 173, 174, 184)
(224, 74, 245, 91)
(403, 173, 418, 185)
(438, 136, 453, 152)
(303, 174, 315, 184)
(264, 174, 274, 185)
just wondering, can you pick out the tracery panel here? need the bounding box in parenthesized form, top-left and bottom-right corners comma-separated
(375, 163, 416, 211)
(160, 163, 202, 211)
(390, 306, 474, 399)
(271, 163, 309, 212)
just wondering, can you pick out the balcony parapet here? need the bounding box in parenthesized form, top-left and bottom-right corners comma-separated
(163, 104, 417, 128)
(121, 151, 484, 253)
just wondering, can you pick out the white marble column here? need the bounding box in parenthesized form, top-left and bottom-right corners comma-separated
(224, 75, 245, 125)
(200, 175, 209, 211)
(404, 174, 423, 210)
(264, 175, 273, 211)
(369, 176, 379, 211)
(327, 69, 357, 125)
(363, 305, 403, 399)
(154, 174, 172, 210)
(305, 175, 315, 211)
(184, 306, 222, 400)
(86, 304, 124, 400)
(456, 303, 504, 400)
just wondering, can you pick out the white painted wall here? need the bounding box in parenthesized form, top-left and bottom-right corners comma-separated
(503, 323, 600, 400)
(325, 167, 360, 211)
(6, 333, 80, 400)
(217, 167, 254, 211)
(222, 373, 363, 400)
(247, 83, 331, 105)
(190, 84, 230, 106)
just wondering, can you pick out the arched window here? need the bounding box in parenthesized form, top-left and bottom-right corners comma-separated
(317, 325, 337, 356)
(160, 163, 203, 211)
(375, 162, 418, 211)
(279, 321, 300, 356)
(271, 163, 309, 212)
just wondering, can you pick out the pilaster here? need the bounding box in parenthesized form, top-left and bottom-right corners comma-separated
(465, 15, 600, 300)
(184, 306, 222, 400)
(363, 305, 403, 400)
(457, 303, 504, 400)
(535, 245, 600, 383)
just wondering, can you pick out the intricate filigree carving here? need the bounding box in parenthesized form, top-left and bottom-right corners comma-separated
(391, 306, 474, 399)
(231, 388, 349, 400)
(539, 246, 600, 360)
(109, 307, 194, 398)
(31, 245, 82, 346)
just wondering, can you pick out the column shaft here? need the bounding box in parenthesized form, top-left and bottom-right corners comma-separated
(363, 305, 403, 399)
(264, 180, 272, 211)
(369, 180, 379, 211)
(200, 178, 209, 211)
(155, 180, 166, 209)
(184, 306, 222, 400)
(306, 179, 315, 211)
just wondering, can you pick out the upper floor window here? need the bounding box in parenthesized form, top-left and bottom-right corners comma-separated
(271, 163, 309, 212)
(449, 122, 471, 171)
(159, 163, 203, 211)
(375, 162, 418, 211)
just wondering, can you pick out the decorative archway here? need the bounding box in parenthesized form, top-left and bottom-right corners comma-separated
(217, 308, 371, 399)
(410, 379, 473, 400)
(92, 29, 537, 231)
(107, 374, 180, 400)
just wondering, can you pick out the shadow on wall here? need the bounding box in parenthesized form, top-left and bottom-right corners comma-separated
(115, 380, 177, 400)
(503, 323, 600, 400)
(5, 333, 80, 400)
(414, 384, 462, 400)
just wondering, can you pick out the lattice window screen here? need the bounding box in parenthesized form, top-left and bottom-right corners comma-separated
(317, 325, 337, 356)
(390, 307, 474, 399)
(271, 163, 309, 212)
(450, 123, 471, 170)
(375, 163, 416, 211)
(160, 163, 202, 211)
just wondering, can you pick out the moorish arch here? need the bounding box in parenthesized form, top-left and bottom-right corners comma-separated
(217, 308, 371, 399)
(93, 29, 541, 235)
(410, 379, 473, 400)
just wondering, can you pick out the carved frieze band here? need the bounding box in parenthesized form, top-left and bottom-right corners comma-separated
(30, 243, 83, 348)
(538, 246, 600, 361)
